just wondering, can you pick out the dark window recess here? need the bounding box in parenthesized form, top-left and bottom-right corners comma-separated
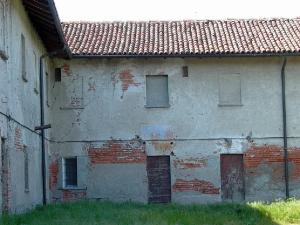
(24, 147, 29, 192)
(55, 68, 62, 82)
(147, 156, 171, 203)
(65, 158, 78, 187)
(182, 66, 188, 77)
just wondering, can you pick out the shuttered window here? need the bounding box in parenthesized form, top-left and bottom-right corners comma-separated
(21, 34, 27, 82)
(33, 51, 39, 94)
(46, 72, 50, 107)
(0, 2, 4, 52)
(218, 74, 242, 106)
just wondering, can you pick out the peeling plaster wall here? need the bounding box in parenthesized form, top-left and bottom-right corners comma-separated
(0, 0, 9, 142)
(0, 0, 53, 213)
(50, 56, 300, 204)
(0, 0, 9, 211)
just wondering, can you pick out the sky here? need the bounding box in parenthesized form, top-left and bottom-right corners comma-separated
(55, 0, 300, 22)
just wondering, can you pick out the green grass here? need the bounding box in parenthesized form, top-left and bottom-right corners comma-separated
(1, 199, 300, 225)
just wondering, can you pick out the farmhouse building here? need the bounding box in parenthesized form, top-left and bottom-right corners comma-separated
(0, 0, 70, 213)
(1, 0, 300, 213)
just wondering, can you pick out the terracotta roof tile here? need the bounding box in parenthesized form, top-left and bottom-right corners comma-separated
(62, 19, 300, 57)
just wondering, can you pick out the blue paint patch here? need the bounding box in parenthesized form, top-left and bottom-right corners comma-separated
(141, 125, 171, 140)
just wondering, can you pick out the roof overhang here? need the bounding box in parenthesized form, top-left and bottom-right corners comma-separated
(22, 0, 71, 58)
(71, 52, 300, 59)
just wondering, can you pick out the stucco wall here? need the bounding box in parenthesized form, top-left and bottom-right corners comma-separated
(0, 0, 52, 213)
(49, 56, 300, 204)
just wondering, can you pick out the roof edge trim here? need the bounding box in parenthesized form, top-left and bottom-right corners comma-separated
(71, 52, 300, 59)
(46, 0, 72, 58)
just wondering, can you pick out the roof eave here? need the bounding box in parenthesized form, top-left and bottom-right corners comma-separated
(22, 0, 71, 59)
(71, 52, 300, 59)
(46, 0, 72, 58)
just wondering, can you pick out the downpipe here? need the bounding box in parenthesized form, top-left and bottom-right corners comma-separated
(281, 57, 289, 199)
(39, 49, 65, 205)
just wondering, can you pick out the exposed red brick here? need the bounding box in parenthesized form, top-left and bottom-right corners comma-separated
(49, 160, 59, 190)
(15, 127, 23, 151)
(286, 147, 300, 181)
(172, 179, 220, 195)
(62, 63, 71, 76)
(62, 190, 86, 201)
(119, 70, 140, 92)
(244, 144, 300, 182)
(88, 140, 146, 164)
(2, 166, 11, 212)
(244, 145, 283, 168)
(1, 141, 11, 212)
(174, 158, 207, 169)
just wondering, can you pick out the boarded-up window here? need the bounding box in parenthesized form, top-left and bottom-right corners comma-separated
(46, 72, 49, 106)
(21, 34, 27, 82)
(63, 157, 78, 187)
(218, 74, 241, 106)
(146, 75, 169, 108)
(24, 146, 29, 192)
(0, 2, 7, 61)
(0, 2, 5, 52)
(34, 51, 39, 94)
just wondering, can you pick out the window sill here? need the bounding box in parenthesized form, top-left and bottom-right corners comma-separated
(145, 104, 170, 108)
(59, 186, 87, 191)
(60, 106, 85, 110)
(218, 104, 243, 107)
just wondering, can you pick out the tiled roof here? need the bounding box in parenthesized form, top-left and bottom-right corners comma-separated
(62, 19, 300, 57)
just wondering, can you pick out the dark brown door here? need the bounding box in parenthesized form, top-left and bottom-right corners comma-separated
(147, 156, 171, 203)
(220, 154, 245, 202)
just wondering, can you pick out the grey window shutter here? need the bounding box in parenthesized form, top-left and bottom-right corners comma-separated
(146, 75, 169, 107)
(218, 74, 242, 106)
(77, 156, 88, 189)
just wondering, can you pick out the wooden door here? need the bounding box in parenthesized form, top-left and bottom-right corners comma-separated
(147, 156, 171, 203)
(220, 154, 245, 202)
